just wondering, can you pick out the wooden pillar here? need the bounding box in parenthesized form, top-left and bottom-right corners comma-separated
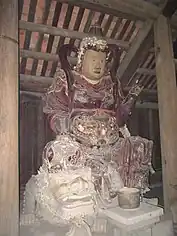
(0, 0, 18, 235)
(154, 15, 177, 212)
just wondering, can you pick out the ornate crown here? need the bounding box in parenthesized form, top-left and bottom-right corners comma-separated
(75, 24, 109, 71)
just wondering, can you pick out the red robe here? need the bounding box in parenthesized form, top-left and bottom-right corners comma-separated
(43, 69, 153, 189)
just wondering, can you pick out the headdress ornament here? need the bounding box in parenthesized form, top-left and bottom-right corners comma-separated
(75, 24, 109, 71)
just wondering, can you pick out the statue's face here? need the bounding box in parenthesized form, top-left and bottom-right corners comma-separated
(81, 49, 106, 83)
(48, 168, 95, 205)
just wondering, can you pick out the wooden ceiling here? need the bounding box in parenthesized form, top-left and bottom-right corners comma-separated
(19, 0, 177, 103)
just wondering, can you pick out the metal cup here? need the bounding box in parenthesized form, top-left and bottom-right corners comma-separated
(118, 187, 140, 209)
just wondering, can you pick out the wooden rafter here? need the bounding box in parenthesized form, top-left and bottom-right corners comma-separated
(19, 20, 129, 49)
(117, 20, 153, 86)
(19, 0, 177, 99)
(58, 0, 177, 28)
(57, 0, 161, 21)
(117, 0, 177, 87)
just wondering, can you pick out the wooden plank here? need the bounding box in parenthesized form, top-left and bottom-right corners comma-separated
(110, 18, 122, 38)
(68, 7, 85, 46)
(57, 0, 177, 30)
(20, 73, 157, 97)
(20, 74, 52, 92)
(31, 0, 52, 75)
(57, 0, 161, 21)
(114, 0, 177, 87)
(0, 0, 18, 235)
(103, 15, 114, 36)
(136, 67, 156, 76)
(41, 2, 62, 76)
(50, 5, 74, 77)
(154, 14, 177, 212)
(83, 10, 95, 32)
(20, 49, 59, 62)
(118, 20, 131, 40)
(20, 0, 37, 74)
(19, 20, 129, 49)
(117, 20, 153, 86)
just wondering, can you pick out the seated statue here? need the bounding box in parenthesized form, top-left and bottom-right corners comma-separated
(20, 24, 154, 236)
(42, 24, 153, 193)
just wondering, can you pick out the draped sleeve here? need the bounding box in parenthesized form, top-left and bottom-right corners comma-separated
(42, 69, 69, 134)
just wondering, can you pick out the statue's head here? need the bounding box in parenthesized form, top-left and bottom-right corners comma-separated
(75, 24, 110, 83)
(81, 49, 107, 82)
(59, 24, 122, 87)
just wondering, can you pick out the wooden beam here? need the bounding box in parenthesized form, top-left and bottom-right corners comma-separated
(20, 49, 59, 62)
(20, 49, 158, 75)
(154, 14, 177, 212)
(117, 20, 154, 86)
(20, 73, 157, 97)
(20, 90, 158, 109)
(57, 0, 161, 21)
(136, 67, 156, 76)
(135, 102, 158, 109)
(19, 20, 129, 49)
(20, 74, 52, 92)
(116, 0, 177, 87)
(57, 0, 177, 30)
(0, 0, 19, 235)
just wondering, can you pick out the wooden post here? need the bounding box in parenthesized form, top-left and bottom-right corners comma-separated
(0, 0, 18, 235)
(154, 14, 177, 212)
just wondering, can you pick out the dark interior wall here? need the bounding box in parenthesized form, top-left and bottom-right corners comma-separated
(20, 95, 55, 189)
(128, 108, 161, 170)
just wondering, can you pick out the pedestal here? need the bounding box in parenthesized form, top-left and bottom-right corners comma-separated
(101, 202, 164, 235)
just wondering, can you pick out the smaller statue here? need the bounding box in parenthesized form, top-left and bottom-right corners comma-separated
(21, 137, 93, 235)
(20, 135, 116, 236)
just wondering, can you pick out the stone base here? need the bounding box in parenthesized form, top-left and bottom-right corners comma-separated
(20, 219, 173, 236)
(100, 201, 174, 236)
(20, 202, 174, 236)
(101, 202, 163, 231)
